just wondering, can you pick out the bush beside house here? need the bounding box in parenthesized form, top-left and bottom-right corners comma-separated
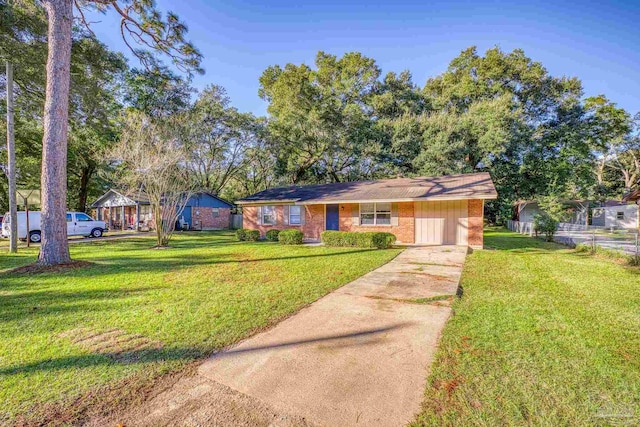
(236, 228, 260, 241)
(266, 229, 281, 241)
(321, 231, 396, 249)
(278, 229, 304, 245)
(245, 230, 260, 241)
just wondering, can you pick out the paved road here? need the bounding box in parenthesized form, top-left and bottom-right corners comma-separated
(91, 246, 467, 427)
(555, 230, 638, 256)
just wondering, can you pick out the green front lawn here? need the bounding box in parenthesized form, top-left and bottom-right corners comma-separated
(414, 228, 640, 426)
(0, 231, 401, 424)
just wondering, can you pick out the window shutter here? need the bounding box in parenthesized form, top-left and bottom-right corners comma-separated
(300, 206, 306, 225)
(257, 206, 262, 225)
(391, 203, 399, 226)
(352, 204, 360, 226)
(283, 205, 289, 225)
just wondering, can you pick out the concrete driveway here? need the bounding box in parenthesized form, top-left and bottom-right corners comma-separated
(97, 246, 467, 427)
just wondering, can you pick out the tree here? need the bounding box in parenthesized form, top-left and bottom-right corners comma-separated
(6, 61, 17, 253)
(182, 85, 257, 194)
(583, 96, 632, 197)
(110, 112, 194, 247)
(124, 67, 193, 116)
(259, 51, 381, 184)
(36, 0, 202, 265)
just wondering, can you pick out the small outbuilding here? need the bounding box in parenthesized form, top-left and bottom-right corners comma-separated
(91, 189, 234, 231)
(591, 204, 639, 229)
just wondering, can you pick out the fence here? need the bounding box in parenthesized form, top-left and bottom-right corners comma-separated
(506, 220, 534, 236)
(506, 219, 640, 261)
(230, 214, 243, 229)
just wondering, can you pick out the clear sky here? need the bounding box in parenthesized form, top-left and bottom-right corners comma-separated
(86, 0, 640, 117)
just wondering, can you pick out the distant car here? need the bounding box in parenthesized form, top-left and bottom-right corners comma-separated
(1, 211, 107, 243)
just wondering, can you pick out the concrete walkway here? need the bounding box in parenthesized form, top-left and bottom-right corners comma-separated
(95, 246, 467, 427)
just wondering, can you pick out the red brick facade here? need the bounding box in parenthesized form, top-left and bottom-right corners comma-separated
(338, 202, 415, 244)
(242, 200, 485, 247)
(467, 199, 484, 249)
(193, 207, 231, 230)
(242, 205, 324, 239)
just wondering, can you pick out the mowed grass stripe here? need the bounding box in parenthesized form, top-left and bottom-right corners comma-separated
(0, 231, 401, 423)
(413, 229, 640, 427)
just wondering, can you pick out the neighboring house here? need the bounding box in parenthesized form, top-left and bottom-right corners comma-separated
(592, 204, 639, 229)
(91, 189, 234, 231)
(236, 172, 497, 248)
(515, 200, 589, 224)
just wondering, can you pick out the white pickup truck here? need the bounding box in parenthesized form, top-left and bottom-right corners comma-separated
(1, 211, 108, 243)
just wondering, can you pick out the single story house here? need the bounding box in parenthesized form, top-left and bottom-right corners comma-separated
(514, 200, 589, 224)
(236, 172, 497, 248)
(91, 189, 234, 231)
(592, 203, 639, 229)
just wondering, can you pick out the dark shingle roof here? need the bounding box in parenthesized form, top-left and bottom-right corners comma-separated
(237, 172, 497, 204)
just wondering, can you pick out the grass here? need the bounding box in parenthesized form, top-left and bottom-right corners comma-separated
(0, 231, 401, 424)
(413, 228, 640, 426)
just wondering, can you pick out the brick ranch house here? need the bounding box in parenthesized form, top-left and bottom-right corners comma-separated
(91, 189, 234, 231)
(237, 172, 497, 248)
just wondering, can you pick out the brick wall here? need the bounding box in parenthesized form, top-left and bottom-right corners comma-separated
(242, 205, 324, 240)
(193, 207, 231, 230)
(243, 200, 482, 246)
(468, 199, 484, 248)
(338, 202, 415, 244)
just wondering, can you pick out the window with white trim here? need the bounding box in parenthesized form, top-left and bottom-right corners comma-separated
(212, 208, 220, 217)
(360, 202, 391, 225)
(617, 211, 625, 220)
(262, 206, 276, 225)
(289, 205, 302, 225)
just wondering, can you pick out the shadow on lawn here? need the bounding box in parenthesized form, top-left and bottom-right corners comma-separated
(0, 347, 203, 376)
(0, 324, 408, 376)
(0, 247, 382, 286)
(484, 234, 565, 253)
(0, 285, 162, 322)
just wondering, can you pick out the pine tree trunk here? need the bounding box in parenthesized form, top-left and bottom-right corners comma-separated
(38, 0, 72, 265)
(6, 61, 18, 253)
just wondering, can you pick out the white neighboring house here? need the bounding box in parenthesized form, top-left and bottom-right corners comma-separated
(515, 200, 589, 224)
(591, 204, 639, 230)
(1, 211, 107, 243)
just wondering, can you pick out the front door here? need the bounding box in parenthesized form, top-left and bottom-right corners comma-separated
(326, 204, 340, 231)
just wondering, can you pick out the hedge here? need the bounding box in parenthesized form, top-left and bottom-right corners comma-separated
(236, 229, 261, 241)
(278, 229, 304, 245)
(266, 229, 281, 242)
(320, 231, 396, 249)
(245, 229, 260, 241)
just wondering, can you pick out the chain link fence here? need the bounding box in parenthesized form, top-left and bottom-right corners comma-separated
(506, 220, 640, 263)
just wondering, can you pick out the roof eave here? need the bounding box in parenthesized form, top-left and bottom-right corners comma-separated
(238, 194, 497, 205)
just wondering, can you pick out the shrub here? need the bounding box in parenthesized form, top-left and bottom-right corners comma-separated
(321, 231, 396, 249)
(235, 228, 247, 241)
(533, 213, 558, 242)
(245, 229, 260, 241)
(266, 229, 281, 242)
(278, 229, 304, 245)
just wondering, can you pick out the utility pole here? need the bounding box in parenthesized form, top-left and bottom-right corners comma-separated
(6, 61, 18, 253)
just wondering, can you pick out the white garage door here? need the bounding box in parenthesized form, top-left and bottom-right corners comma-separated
(415, 200, 468, 245)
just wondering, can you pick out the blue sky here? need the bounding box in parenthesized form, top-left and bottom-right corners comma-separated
(86, 0, 640, 116)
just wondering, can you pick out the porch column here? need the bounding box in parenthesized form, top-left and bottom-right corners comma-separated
(135, 204, 140, 231)
(109, 206, 112, 229)
(121, 206, 126, 230)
